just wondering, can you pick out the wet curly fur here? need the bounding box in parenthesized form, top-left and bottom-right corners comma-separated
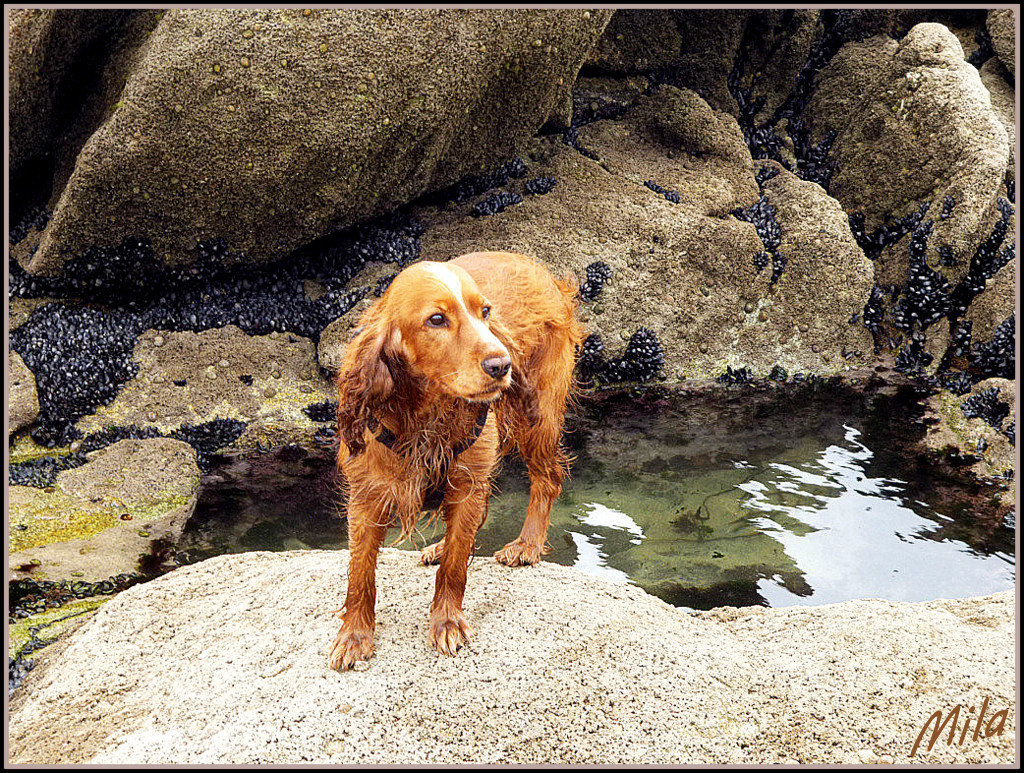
(329, 251, 583, 670)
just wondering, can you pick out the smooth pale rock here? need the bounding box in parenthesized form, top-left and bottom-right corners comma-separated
(9, 350, 40, 434)
(18, 9, 611, 275)
(7, 549, 1015, 764)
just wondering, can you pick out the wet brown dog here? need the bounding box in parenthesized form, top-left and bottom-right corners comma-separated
(329, 251, 583, 670)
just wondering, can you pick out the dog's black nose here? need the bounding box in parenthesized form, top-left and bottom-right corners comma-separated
(481, 356, 511, 379)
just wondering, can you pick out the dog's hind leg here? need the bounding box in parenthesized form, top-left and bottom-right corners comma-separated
(494, 337, 574, 567)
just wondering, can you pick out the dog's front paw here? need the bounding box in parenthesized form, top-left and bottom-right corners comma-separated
(420, 539, 445, 565)
(428, 610, 473, 656)
(328, 625, 374, 671)
(494, 538, 546, 566)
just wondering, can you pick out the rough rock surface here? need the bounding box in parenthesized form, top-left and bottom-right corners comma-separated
(8, 550, 1015, 764)
(8, 438, 201, 582)
(413, 87, 873, 380)
(7, 9, 132, 185)
(811, 23, 1010, 284)
(9, 350, 41, 434)
(921, 377, 1016, 492)
(587, 10, 749, 115)
(986, 9, 1015, 78)
(74, 325, 334, 450)
(23, 8, 611, 274)
(978, 56, 1016, 183)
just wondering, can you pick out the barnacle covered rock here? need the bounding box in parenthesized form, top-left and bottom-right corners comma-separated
(8, 351, 40, 435)
(14, 9, 611, 275)
(71, 326, 334, 451)
(416, 91, 873, 381)
(921, 377, 1015, 504)
(587, 10, 749, 115)
(807, 23, 1010, 286)
(8, 438, 201, 582)
(986, 9, 1015, 77)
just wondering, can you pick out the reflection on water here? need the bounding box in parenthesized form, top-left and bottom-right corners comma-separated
(180, 383, 1015, 609)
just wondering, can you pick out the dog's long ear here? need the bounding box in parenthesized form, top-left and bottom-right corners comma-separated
(488, 314, 540, 425)
(336, 318, 404, 455)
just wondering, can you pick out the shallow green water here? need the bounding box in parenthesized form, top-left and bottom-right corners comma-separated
(178, 383, 1014, 609)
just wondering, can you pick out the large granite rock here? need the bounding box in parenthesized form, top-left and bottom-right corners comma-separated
(9, 350, 40, 434)
(18, 9, 611, 275)
(807, 23, 1010, 285)
(8, 550, 1015, 764)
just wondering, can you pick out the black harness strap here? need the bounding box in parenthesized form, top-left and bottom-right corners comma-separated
(364, 403, 490, 510)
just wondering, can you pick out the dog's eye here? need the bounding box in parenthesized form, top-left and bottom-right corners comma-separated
(426, 313, 448, 328)
(481, 306, 491, 320)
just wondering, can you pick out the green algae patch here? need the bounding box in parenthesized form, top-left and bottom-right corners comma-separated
(7, 432, 72, 465)
(8, 486, 194, 554)
(9, 597, 108, 661)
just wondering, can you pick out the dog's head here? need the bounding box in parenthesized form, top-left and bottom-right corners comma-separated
(336, 261, 516, 453)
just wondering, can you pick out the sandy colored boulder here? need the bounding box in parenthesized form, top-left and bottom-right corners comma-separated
(417, 87, 872, 380)
(9, 350, 40, 434)
(987, 9, 1015, 77)
(73, 325, 333, 450)
(8, 438, 201, 582)
(811, 23, 1010, 285)
(22, 9, 611, 275)
(587, 10, 749, 115)
(8, 549, 1015, 764)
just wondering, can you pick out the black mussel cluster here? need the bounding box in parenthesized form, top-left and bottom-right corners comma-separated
(788, 118, 837, 191)
(524, 176, 557, 196)
(894, 330, 932, 376)
(423, 157, 528, 206)
(732, 195, 786, 283)
(470, 191, 523, 217)
(940, 370, 974, 395)
(961, 386, 1011, 432)
(10, 574, 143, 621)
(892, 221, 950, 331)
(768, 364, 789, 382)
(643, 180, 681, 204)
(939, 195, 956, 220)
(970, 314, 1015, 380)
(9, 208, 427, 446)
(303, 400, 339, 424)
(579, 261, 612, 302)
(560, 127, 600, 161)
(7, 206, 50, 246)
(947, 199, 1013, 319)
(576, 329, 664, 385)
(717, 365, 753, 384)
(8, 418, 249, 487)
(848, 202, 930, 261)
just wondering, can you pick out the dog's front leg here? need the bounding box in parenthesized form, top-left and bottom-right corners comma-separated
(329, 496, 389, 671)
(428, 485, 487, 656)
